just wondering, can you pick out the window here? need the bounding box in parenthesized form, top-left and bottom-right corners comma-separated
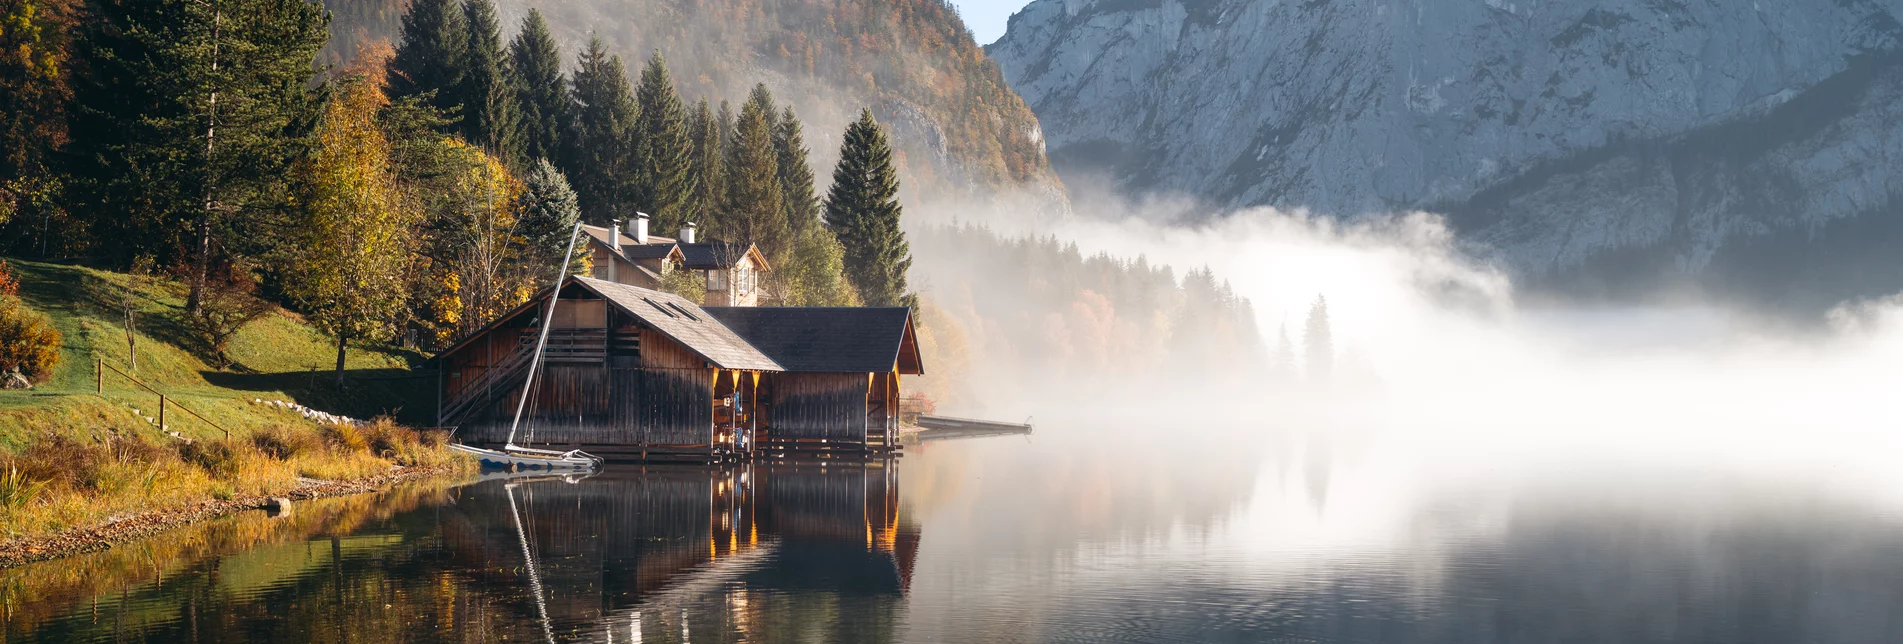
(707, 270, 727, 290)
(642, 297, 677, 318)
(668, 302, 701, 321)
(735, 263, 751, 294)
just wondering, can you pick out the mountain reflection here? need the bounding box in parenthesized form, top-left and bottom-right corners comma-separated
(0, 460, 917, 644)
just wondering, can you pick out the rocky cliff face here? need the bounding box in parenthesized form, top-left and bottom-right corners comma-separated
(990, 0, 1903, 305)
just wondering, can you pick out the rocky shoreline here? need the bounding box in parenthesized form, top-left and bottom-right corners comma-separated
(0, 463, 464, 569)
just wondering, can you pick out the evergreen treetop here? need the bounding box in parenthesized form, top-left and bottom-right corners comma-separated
(508, 9, 567, 164)
(632, 52, 692, 234)
(775, 106, 820, 239)
(388, 0, 467, 127)
(720, 84, 786, 258)
(824, 108, 912, 307)
(457, 0, 524, 168)
(565, 35, 638, 225)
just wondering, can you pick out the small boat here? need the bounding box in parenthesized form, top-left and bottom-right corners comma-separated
(452, 222, 603, 474)
(451, 443, 603, 472)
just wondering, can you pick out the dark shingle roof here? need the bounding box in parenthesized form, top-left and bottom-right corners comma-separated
(701, 307, 918, 374)
(582, 224, 680, 260)
(576, 277, 781, 371)
(679, 242, 752, 269)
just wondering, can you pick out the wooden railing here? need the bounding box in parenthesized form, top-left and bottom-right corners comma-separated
(95, 359, 230, 440)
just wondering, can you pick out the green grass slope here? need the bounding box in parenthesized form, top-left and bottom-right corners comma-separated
(0, 258, 435, 446)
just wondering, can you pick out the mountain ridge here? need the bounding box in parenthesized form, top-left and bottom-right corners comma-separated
(989, 0, 1903, 305)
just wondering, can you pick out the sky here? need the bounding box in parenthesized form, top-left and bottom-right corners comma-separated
(951, 0, 1034, 46)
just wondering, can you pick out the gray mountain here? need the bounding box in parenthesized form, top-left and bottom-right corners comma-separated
(990, 0, 1903, 307)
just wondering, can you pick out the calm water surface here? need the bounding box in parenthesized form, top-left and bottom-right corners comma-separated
(5, 422, 1902, 643)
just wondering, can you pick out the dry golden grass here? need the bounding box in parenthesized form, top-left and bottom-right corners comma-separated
(0, 413, 468, 540)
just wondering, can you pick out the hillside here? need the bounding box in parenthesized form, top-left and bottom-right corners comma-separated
(989, 0, 1903, 307)
(0, 258, 463, 543)
(321, 0, 1067, 213)
(0, 259, 430, 436)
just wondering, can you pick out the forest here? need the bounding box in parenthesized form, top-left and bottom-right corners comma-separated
(0, 0, 916, 383)
(0, 0, 1268, 408)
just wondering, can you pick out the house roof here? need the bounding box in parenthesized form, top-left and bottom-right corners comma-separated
(433, 276, 782, 372)
(678, 241, 769, 271)
(581, 224, 683, 261)
(701, 307, 922, 374)
(575, 277, 782, 371)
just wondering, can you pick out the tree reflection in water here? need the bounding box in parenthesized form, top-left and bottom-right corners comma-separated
(0, 460, 918, 643)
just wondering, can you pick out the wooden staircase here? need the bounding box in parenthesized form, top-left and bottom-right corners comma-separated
(438, 341, 536, 426)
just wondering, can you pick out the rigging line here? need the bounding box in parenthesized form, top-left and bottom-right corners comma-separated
(508, 222, 585, 449)
(506, 483, 558, 644)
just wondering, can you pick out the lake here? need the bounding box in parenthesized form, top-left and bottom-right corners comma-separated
(5, 420, 1902, 643)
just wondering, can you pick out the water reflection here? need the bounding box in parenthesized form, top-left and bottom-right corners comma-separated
(8, 427, 1903, 643)
(0, 460, 916, 643)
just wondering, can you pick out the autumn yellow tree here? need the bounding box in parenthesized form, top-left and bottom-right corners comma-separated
(286, 66, 415, 386)
(433, 139, 530, 341)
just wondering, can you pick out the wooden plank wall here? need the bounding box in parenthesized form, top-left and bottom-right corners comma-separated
(765, 372, 868, 442)
(453, 322, 715, 448)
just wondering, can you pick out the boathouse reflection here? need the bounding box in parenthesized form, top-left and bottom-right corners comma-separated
(445, 459, 917, 641)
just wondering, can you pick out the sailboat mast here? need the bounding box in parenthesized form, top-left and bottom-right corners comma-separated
(506, 222, 586, 449)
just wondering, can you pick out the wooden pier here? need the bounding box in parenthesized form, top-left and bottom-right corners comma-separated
(908, 414, 1035, 442)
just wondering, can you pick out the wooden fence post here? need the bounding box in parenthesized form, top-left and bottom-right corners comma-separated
(158, 395, 165, 432)
(96, 358, 103, 393)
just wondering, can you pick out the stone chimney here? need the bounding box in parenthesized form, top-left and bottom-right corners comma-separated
(632, 212, 650, 244)
(610, 218, 622, 251)
(681, 222, 696, 244)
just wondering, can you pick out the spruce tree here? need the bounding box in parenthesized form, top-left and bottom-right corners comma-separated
(565, 36, 638, 225)
(823, 109, 912, 307)
(508, 10, 566, 164)
(721, 84, 786, 256)
(631, 52, 692, 234)
(458, 0, 523, 168)
(774, 106, 820, 238)
(685, 97, 725, 232)
(388, 0, 466, 127)
(516, 158, 581, 275)
(66, 0, 328, 312)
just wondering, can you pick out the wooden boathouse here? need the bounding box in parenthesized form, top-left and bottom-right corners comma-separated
(702, 307, 924, 455)
(435, 276, 782, 460)
(433, 277, 925, 461)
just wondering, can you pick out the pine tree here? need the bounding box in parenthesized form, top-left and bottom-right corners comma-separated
(1304, 295, 1333, 382)
(66, 0, 329, 312)
(515, 158, 581, 275)
(631, 52, 692, 234)
(508, 9, 566, 164)
(774, 106, 820, 238)
(565, 36, 638, 225)
(457, 0, 523, 168)
(720, 84, 786, 257)
(823, 109, 912, 307)
(685, 97, 725, 232)
(388, 0, 466, 127)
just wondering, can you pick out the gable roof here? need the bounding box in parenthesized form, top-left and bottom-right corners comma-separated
(679, 241, 770, 271)
(701, 307, 922, 374)
(581, 224, 683, 261)
(575, 277, 782, 371)
(433, 276, 781, 372)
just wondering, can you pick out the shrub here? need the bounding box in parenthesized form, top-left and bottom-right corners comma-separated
(319, 422, 369, 452)
(0, 261, 60, 383)
(252, 424, 321, 460)
(178, 440, 243, 480)
(0, 460, 48, 512)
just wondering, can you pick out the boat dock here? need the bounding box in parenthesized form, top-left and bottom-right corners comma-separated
(908, 415, 1034, 442)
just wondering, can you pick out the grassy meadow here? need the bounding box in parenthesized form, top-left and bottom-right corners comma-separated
(0, 259, 468, 542)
